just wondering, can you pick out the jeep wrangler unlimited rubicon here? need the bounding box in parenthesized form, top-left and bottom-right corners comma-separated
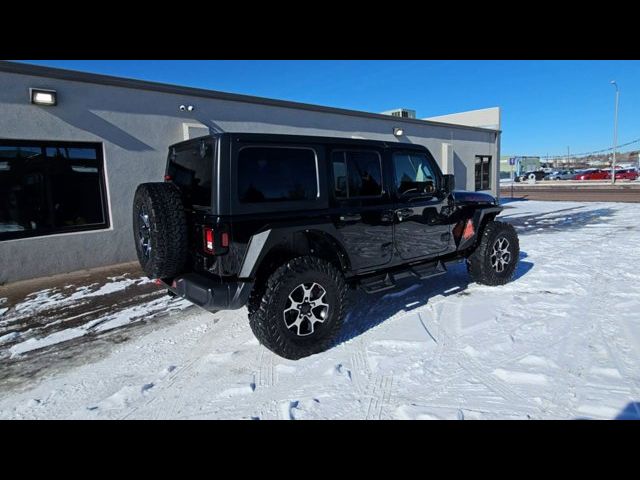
(133, 133, 519, 359)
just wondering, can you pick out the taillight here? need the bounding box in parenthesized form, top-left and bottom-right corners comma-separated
(204, 227, 215, 254)
(221, 232, 229, 248)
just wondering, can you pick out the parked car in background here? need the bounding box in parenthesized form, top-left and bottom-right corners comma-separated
(613, 169, 639, 181)
(515, 170, 547, 182)
(546, 170, 575, 180)
(574, 169, 609, 180)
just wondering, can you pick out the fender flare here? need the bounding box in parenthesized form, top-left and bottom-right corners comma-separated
(457, 206, 504, 252)
(238, 223, 350, 279)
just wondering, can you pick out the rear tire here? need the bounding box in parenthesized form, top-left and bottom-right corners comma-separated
(467, 221, 519, 286)
(248, 256, 348, 360)
(133, 182, 188, 279)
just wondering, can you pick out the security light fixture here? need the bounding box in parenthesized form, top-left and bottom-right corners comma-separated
(30, 88, 57, 106)
(393, 127, 404, 137)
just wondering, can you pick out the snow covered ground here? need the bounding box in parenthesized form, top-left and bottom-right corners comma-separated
(1, 199, 639, 419)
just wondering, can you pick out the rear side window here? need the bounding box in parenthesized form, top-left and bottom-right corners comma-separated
(331, 150, 383, 198)
(167, 139, 213, 207)
(238, 147, 318, 203)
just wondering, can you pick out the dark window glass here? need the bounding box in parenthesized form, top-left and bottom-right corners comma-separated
(167, 139, 213, 207)
(393, 152, 438, 196)
(331, 150, 383, 198)
(475, 156, 491, 191)
(238, 147, 317, 203)
(331, 153, 348, 198)
(345, 151, 382, 197)
(0, 142, 108, 240)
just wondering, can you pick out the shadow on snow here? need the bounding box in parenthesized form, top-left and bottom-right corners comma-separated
(336, 251, 533, 346)
(615, 402, 640, 420)
(499, 207, 617, 235)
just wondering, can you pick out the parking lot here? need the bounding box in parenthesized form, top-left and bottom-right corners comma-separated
(500, 181, 640, 203)
(1, 199, 639, 420)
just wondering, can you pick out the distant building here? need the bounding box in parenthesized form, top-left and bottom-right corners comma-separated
(380, 108, 417, 119)
(499, 156, 540, 178)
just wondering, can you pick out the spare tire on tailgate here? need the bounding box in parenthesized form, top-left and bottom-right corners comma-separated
(133, 182, 188, 279)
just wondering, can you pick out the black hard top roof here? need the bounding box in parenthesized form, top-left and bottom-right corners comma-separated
(171, 132, 429, 151)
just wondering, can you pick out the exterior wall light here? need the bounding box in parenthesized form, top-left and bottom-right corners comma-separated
(393, 127, 404, 137)
(30, 88, 57, 106)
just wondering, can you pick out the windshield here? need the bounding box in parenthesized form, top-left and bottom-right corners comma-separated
(166, 138, 214, 208)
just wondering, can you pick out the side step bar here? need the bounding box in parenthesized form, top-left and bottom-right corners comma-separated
(359, 260, 447, 294)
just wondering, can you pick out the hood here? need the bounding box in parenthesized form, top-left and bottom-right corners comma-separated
(451, 190, 498, 206)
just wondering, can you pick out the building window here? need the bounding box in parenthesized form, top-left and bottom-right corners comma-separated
(331, 150, 383, 198)
(0, 141, 109, 241)
(475, 155, 492, 191)
(238, 147, 318, 203)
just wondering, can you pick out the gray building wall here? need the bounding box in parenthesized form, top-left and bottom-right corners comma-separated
(0, 63, 499, 283)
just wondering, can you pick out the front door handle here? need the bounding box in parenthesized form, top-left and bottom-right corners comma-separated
(396, 208, 413, 221)
(339, 213, 362, 222)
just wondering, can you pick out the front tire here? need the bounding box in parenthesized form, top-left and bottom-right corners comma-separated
(467, 220, 519, 286)
(248, 256, 347, 360)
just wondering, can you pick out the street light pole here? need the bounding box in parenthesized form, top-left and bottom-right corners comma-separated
(610, 81, 619, 185)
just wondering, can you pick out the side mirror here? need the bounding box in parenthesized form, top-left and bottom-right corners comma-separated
(443, 174, 455, 194)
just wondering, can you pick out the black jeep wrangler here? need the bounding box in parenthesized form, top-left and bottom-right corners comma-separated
(133, 133, 519, 359)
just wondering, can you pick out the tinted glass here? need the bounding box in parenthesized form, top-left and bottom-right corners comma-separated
(331, 153, 348, 198)
(475, 156, 491, 191)
(0, 142, 108, 239)
(345, 151, 382, 197)
(393, 152, 437, 195)
(167, 139, 213, 207)
(238, 147, 317, 203)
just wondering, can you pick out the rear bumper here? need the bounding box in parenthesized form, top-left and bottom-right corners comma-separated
(163, 273, 253, 312)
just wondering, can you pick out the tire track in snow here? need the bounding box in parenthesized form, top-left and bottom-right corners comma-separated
(419, 299, 550, 415)
(597, 312, 640, 415)
(364, 373, 394, 420)
(118, 312, 237, 420)
(347, 340, 372, 398)
(543, 216, 637, 417)
(257, 347, 276, 388)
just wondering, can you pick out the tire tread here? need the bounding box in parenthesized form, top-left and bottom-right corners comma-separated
(467, 220, 519, 286)
(248, 256, 348, 360)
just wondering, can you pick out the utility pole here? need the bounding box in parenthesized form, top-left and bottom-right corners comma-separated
(611, 81, 619, 185)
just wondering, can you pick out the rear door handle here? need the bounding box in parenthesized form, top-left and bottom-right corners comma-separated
(339, 213, 362, 222)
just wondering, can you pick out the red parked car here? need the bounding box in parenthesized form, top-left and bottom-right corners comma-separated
(574, 169, 610, 180)
(614, 169, 639, 181)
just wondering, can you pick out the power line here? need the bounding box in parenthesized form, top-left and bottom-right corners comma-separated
(517, 137, 640, 159)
